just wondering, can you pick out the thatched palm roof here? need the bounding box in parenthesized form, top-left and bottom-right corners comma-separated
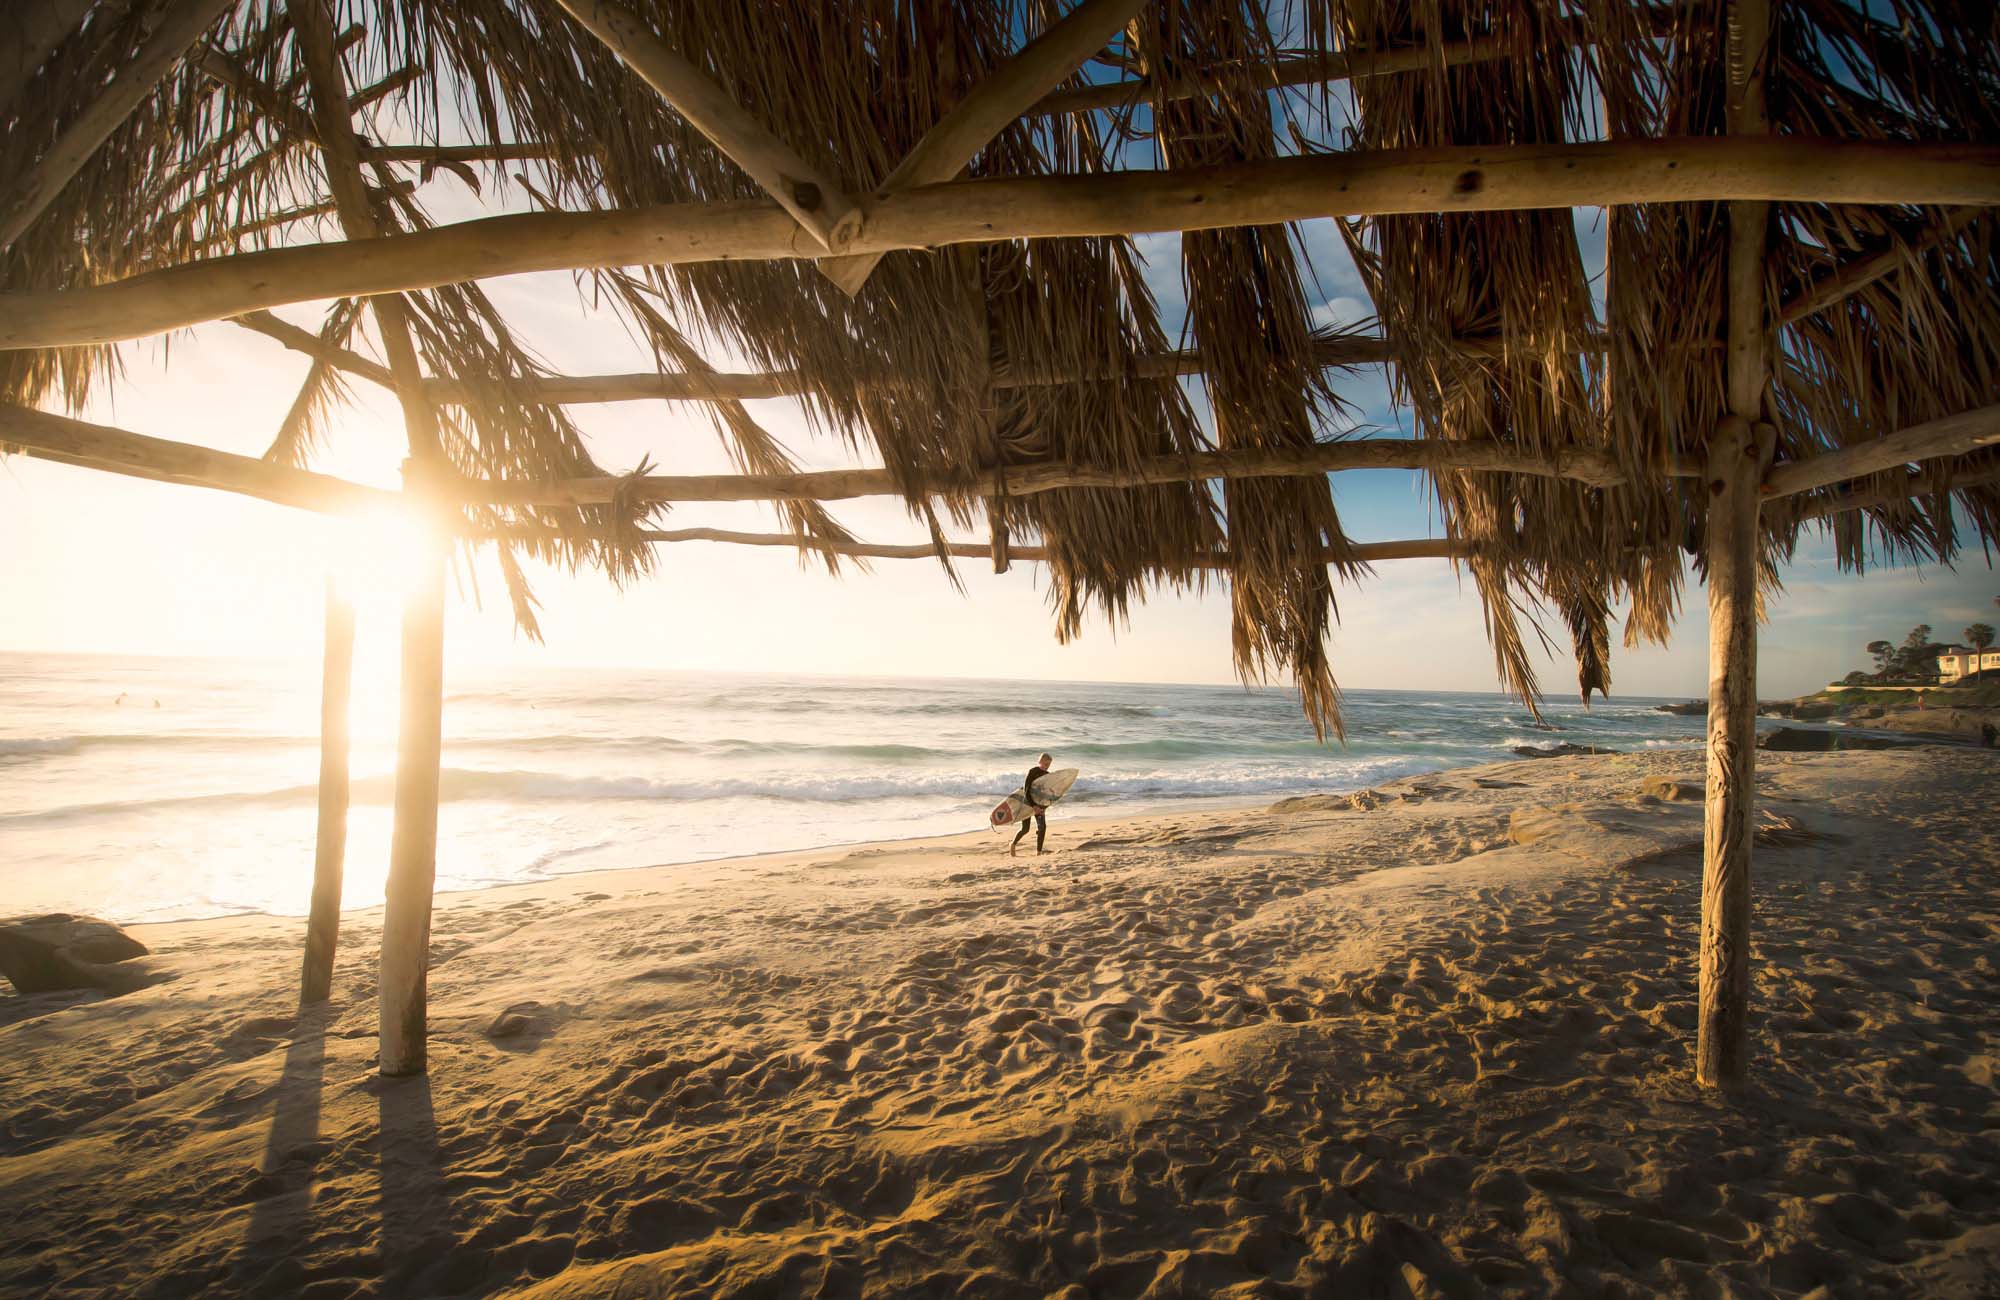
(2, 0, 1997, 737)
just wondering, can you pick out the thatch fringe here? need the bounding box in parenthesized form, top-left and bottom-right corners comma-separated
(0, 0, 1993, 734)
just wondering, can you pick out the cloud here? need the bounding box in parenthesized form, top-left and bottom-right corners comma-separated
(1310, 296, 1374, 331)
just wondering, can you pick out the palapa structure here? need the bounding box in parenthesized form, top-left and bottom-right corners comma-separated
(3, 0, 1997, 1088)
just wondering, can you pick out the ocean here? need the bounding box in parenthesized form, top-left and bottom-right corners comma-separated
(0, 652, 1707, 924)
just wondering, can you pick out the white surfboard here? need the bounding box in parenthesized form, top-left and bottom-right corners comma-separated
(989, 768, 1078, 827)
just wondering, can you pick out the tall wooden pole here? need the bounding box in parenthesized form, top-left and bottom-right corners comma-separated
(379, 476, 447, 1074)
(1697, 0, 1774, 1091)
(288, 0, 450, 1076)
(300, 577, 354, 1005)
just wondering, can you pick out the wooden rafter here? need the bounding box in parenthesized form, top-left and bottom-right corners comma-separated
(0, 403, 396, 514)
(231, 306, 1398, 404)
(464, 438, 1685, 509)
(818, 0, 1151, 295)
(1776, 207, 1986, 328)
(7, 136, 1996, 352)
(198, 48, 326, 147)
(483, 525, 1470, 567)
(11, 400, 1992, 543)
(549, 0, 860, 253)
(1764, 401, 2000, 498)
(1792, 462, 2000, 522)
(364, 141, 556, 165)
(1026, 4, 1678, 119)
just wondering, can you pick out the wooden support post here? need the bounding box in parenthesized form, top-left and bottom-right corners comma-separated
(379, 475, 447, 1075)
(300, 577, 354, 1005)
(1697, 415, 1767, 1089)
(288, 0, 451, 1076)
(1697, 0, 1773, 1092)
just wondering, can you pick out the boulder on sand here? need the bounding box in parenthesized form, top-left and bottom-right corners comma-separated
(1757, 727, 1919, 753)
(1510, 743, 1620, 759)
(0, 914, 150, 994)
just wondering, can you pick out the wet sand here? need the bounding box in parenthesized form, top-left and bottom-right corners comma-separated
(2, 746, 1996, 1298)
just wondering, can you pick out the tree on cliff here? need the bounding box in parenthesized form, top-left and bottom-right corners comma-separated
(1895, 625, 1941, 681)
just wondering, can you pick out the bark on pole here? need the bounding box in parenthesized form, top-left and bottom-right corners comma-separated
(1697, 0, 1774, 1091)
(300, 577, 354, 1005)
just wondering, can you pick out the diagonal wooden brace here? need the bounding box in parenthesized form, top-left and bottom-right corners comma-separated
(550, 0, 861, 253)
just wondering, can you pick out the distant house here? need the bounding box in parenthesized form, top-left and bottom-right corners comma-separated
(1937, 646, 2000, 684)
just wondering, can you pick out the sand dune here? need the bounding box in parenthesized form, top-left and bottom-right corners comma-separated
(2, 747, 1996, 1297)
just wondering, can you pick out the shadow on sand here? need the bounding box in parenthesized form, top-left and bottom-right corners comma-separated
(373, 1069, 463, 1293)
(242, 1003, 332, 1257)
(236, 1006, 460, 1295)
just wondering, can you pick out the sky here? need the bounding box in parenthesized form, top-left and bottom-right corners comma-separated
(4, 75, 1996, 710)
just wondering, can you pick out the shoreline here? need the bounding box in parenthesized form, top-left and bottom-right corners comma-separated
(85, 743, 1713, 931)
(3, 745, 1997, 1296)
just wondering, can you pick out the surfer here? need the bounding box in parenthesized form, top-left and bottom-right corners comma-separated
(1011, 752, 1055, 857)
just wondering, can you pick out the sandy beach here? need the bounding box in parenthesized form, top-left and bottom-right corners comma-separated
(2, 745, 1996, 1298)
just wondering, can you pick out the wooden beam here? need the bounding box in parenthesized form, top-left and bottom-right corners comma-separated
(6, 136, 1996, 352)
(1777, 208, 1986, 329)
(350, 64, 422, 111)
(235, 306, 1396, 404)
(234, 309, 396, 386)
(168, 181, 416, 261)
(300, 578, 353, 1006)
(0, 402, 397, 513)
(363, 141, 556, 166)
(481, 523, 1469, 566)
(0, 0, 238, 248)
(1027, 5, 1676, 119)
(1763, 402, 2000, 499)
(198, 49, 326, 149)
(460, 437, 1689, 510)
(548, 0, 860, 253)
(21, 394, 1991, 537)
(818, 0, 1150, 295)
(1697, 0, 1774, 1095)
(289, 0, 449, 1080)
(1793, 462, 2000, 522)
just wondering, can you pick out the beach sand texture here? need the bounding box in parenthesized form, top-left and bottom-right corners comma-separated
(1, 747, 1995, 1298)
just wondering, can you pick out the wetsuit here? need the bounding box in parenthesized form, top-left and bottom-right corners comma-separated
(1011, 764, 1050, 852)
